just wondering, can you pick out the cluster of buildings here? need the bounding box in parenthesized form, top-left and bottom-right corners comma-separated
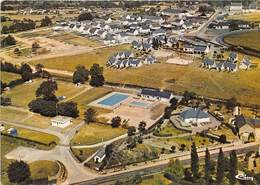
(106, 51, 156, 69)
(201, 53, 252, 72)
(209, 18, 252, 30)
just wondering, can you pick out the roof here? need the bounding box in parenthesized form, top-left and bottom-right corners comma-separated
(51, 116, 72, 123)
(235, 115, 254, 129)
(194, 45, 207, 52)
(95, 147, 106, 158)
(141, 89, 171, 99)
(229, 52, 237, 61)
(249, 119, 260, 127)
(180, 108, 209, 120)
(202, 58, 214, 65)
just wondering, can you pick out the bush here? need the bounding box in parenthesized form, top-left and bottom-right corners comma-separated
(1, 35, 16, 47)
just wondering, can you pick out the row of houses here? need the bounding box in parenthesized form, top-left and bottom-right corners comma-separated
(107, 51, 156, 69)
(201, 54, 252, 72)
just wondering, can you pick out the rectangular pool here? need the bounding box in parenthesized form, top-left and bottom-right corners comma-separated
(98, 93, 129, 107)
(129, 101, 150, 109)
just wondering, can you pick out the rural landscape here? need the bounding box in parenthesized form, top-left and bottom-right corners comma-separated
(1, 0, 260, 185)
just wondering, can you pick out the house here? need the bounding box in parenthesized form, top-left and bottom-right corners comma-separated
(194, 45, 209, 54)
(218, 61, 237, 72)
(230, 2, 243, 12)
(142, 16, 164, 23)
(201, 58, 215, 69)
(94, 146, 106, 163)
(140, 88, 172, 102)
(150, 23, 161, 30)
(129, 58, 142, 68)
(152, 29, 166, 37)
(228, 52, 238, 62)
(132, 40, 139, 49)
(179, 108, 210, 127)
(51, 116, 72, 128)
(142, 42, 152, 52)
(239, 56, 251, 70)
(139, 25, 150, 34)
(104, 34, 116, 45)
(183, 44, 194, 53)
(144, 55, 156, 65)
(234, 115, 255, 141)
(215, 22, 230, 30)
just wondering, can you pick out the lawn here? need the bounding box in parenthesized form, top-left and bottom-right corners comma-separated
(141, 173, 172, 185)
(0, 107, 30, 123)
(3, 79, 85, 108)
(71, 123, 126, 145)
(71, 147, 100, 162)
(70, 87, 113, 116)
(29, 160, 59, 180)
(1, 71, 21, 83)
(159, 122, 186, 136)
(210, 125, 238, 141)
(48, 32, 102, 47)
(30, 44, 131, 70)
(2, 124, 60, 145)
(227, 12, 260, 22)
(224, 31, 260, 51)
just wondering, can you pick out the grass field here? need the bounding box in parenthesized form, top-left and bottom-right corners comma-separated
(48, 32, 102, 47)
(30, 44, 131, 70)
(1, 71, 21, 83)
(71, 147, 100, 162)
(227, 12, 260, 22)
(141, 173, 172, 185)
(3, 79, 85, 108)
(210, 125, 238, 141)
(30, 160, 59, 180)
(159, 123, 186, 136)
(224, 31, 260, 51)
(2, 124, 60, 145)
(71, 123, 126, 145)
(0, 107, 30, 122)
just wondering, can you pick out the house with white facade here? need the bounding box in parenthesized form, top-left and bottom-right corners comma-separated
(179, 108, 210, 127)
(51, 116, 72, 128)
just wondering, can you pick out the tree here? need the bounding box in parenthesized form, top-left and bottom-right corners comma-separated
(90, 63, 103, 76)
(205, 148, 211, 184)
(184, 168, 193, 181)
(20, 63, 32, 81)
(40, 16, 52, 27)
(78, 12, 93, 22)
(57, 102, 79, 118)
(36, 80, 58, 101)
(1, 35, 16, 47)
(7, 160, 31, 183)
(180, 144, 186, 152)
(0, 81, 7, 93)
(72, 65, 89, 84)
(1, 96, 11, 106)
(127, 126, 136, 136)
(219, 134, 227, 143)
(217, 148, 225, 184)
(191, 142, 199, 180)
(226, 97, 238, 110)
(229, 150, 238, 185)
(111, 116, 121, 128)
(165, 159, 184, 182)
(170, 97, 178, 108)
(32, 42, 40, 53)
(89, 64, 105, 87)
(35, 63, 44, 73)
(182, 91, 196, 104)
(138, 121, 146, 134)
(130, 174, 142, 185)
(84, 108, 96, 123)
(171, 145, 176, 153)
(28, 98, 57, 117)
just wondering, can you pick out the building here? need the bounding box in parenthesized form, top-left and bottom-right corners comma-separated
(7, 128, 18, 137)
(230, 2, 243, 13)
(140, 88, 172, 102)
(234, 115, 255, 141)
(179, 108, 210, 126)
(201, 58, 215, 69)
(239, 56, 251, 70)
(94, 146, 106, 163)
(51, 116, 72, 128)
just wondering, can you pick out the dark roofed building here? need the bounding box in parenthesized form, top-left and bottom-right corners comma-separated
(140, 88, 172, 102)
(234, 115, 255, 141)
(179, 108, 210, 126)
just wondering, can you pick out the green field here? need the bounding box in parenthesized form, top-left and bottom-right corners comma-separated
(71, 123, 126, 145)
(71, 147, 100, 162)
(1, 71, 21, 83)
(30, 44, 131, 70)
(30, 160, 59, 180)
(141, 173, 172, 185)
(3, 79, 85, 108)
(158, 123, 186, 136)
(227, 12, 260, 22)
(224, 31, 260, 51)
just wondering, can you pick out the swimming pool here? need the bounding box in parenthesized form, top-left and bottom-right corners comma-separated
(98, 93, 129, 107)
(129, 101, 150, 109)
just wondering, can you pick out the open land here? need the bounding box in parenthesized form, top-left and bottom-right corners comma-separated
(227, 12, 260, 22)
(1, 71, 21, 83)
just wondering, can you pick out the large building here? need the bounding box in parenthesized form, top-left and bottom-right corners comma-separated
(140, 88, 172, 102)
(179, 108, 210, 126)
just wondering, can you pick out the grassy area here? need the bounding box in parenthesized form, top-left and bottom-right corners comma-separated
(30, 160, 59, 180)
(141, 173, 172, 185)
(159, 122, 186, 136)
(71, 123, 126, 145)
(0, 107, 30, 122)
(48, 32, 102, 47)
(210, 125, 238, 141)
(70, 87, 113, 117)
(3, 79, 85, 108)
(1, 71, 21, 83)
(71, 147, 100, 162)
(2, 124, 60, 145)
(227, 12, 260, 22)
(224, 31, 260, 51)
(30, 44, 131, 70)
(23, 114, 51, 129)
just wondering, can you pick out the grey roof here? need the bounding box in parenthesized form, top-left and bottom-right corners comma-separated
(146, 55, 156, 62)
(153, 29, 166, 35)
(202, 58, 214, 65)
(141, 89, 171, 99)
(249, 119, 260, 127)
(235, 115, 254, 129)
(143, 16, 162, 21)
(143, 42, 152, 50)
(229, 52, 237, 61)
(132, 40, 139, 46)
(194, 45, 207, 52)
(180, 108, 209, 120)
(224, 61, 236, 70)
(95, 147, 106, 158)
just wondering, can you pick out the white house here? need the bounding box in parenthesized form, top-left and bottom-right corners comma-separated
(94, 146, 106, 163)
(51, 116, 72, 128)
(179, 108, 210, 127)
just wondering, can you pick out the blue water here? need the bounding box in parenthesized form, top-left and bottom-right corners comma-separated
(129, 101, 149, 108)
(98, 93, 129, 106)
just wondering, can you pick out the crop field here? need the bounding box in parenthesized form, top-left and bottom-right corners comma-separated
(71, 123, 126, 145)
(1, 71, 21, 83)
(30, 44, 131, 70)
(224, 31, 260, 51)
(227, 12, 260, 22)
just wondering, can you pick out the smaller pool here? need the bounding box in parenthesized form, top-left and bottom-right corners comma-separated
(129, 101, 150, 109)
(98, 93, 129, 107)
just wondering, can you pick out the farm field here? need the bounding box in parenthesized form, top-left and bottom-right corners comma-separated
(3, 79, 85, 108)
(1, 71, 21, 83)
(30, 44, 131, 70)
(227, 12, 260, 22)
(71, 123, 126, 145)
(223, 31, 260, 51)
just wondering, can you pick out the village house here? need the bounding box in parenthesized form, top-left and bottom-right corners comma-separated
(239, 56, 251, 70)
(228, 52, 238, 62)
(230, 2, 243, 13)
(201, 58, 215, 69)
(179, 108, 210, 127)
(140, 89, 172, 102)
(216, 61, 238, 72)
(234, 115, 255, 141)
(144, 55, 156, 65)
(94, 146, 106, 163)
(51, 116, 72, 128)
